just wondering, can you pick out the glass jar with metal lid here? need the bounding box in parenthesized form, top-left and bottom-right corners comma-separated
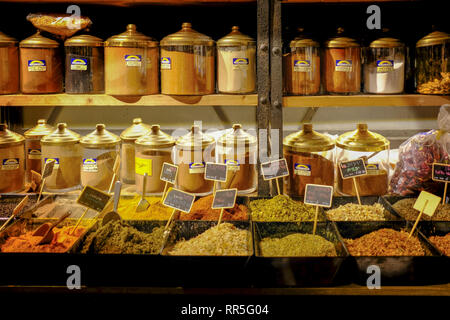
(364, 36, 405, 94)
(217, 26, 256, 94)
(120, 118, 151, 184)
(217, 124, 257, 194)
(284, 28, 321, 95)
(105, 24, 159, 95)
(135, 125, 175, 195)
(24, 119, 54, 181)
(19, 31, 63, 94)
(175, 125, 215, 195)
(324, 28, 361, 94)
(160, 22, 215, 95)
(283, 124, 334, 197)
(80, 124, 120, 191)
(41, 123, 82, 192)
(0, 124, 25, 193)
(336, 123, 390, 196)
(65, 34, 104, 94)
(0, 31, 19, 94)
(415, 30, 449, 95)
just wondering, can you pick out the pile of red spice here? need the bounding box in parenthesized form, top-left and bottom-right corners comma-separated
(178, 195, 248, 221)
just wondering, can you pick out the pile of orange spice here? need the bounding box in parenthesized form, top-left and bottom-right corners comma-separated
(179, 195, 248, 221)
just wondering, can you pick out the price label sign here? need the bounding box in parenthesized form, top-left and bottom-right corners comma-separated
(432, 163, 450, 182)
(204, 162, 227, 182)
(304, 184, 334, 208)
(261, 158, 289, 180)
(413, 191, 441, 217)
(160, 162, 178, 184)
(42, 159, 55, 179)
(77, 185, 112, 212)
(339, 159, 367, 179)
(163, 188, 195, 213)
(212, 189, 238, 209)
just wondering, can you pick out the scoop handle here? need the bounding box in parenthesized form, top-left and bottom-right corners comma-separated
(113, 181, 122, 212)
(142, 173, 148, 199)
(50, 212, 71, 229)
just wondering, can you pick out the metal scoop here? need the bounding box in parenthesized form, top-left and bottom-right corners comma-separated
(102, 181, 122, 227)
(135, 173, 150, 212)
(33, 212, 71, 245)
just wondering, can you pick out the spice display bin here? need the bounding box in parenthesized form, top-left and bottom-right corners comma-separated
(250, 221, 350, 287)
(0, 194, 37, 221)
(328, 196, 402, 221)
(415, 222, 450, 257)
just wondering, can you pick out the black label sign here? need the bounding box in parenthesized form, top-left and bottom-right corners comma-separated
(163, 188, 195, 213)
(77, 186, 112, 212)
(432, 163, 450, 182)
(339, 159, 367, 179)
(304, 184, 334, 208)
(212, 189, 238, 209)
(42, 159, 55, 179)
(261, 158, 289, 180)
(160, 162, 178, 184)
(204, 162, 228, 182)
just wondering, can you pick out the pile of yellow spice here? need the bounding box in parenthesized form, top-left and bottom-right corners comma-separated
(117, 195, 173, 220)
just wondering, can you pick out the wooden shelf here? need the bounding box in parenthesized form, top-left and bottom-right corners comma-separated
(283, 94, 450, 108)
(0, 94, 257, 107)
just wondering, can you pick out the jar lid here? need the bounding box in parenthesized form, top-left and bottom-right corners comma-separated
(0, 124, 25, 147)
(80, 124, 120, 148)
(120, 118, 152, 141)
(176, 125, 215, 149)
(289, 28, 319, 48)
(105, 24, 158, 48)
(416, 30, 450, 47)
(64, 34, 103, 47)
(336, 123, 389, 152)
(370, 37, 404, 48)
(283, 124, 334, 153)
(325, 28, 359, 48)
(160, 22, 214, 46)
(218, 124, 257, 147)
(135, 125, 176, 148)
(0, 31, 17, 47)
(24, 119, 55, 139)
(217, 26, 255, 47)
(20, 31, 59, 48)
(41, 123, 81, 146)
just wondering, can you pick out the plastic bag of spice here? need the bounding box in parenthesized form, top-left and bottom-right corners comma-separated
(27, 13, 92, 38)
(390, 105, 450, 195)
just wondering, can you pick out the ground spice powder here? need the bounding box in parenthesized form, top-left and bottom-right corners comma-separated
(117, 196, 173, 220)
(260, 233, 337, 257)
(179, 195, 248, 221)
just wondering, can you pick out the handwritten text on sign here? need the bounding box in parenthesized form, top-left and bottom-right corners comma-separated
(304, 184, 334, 208)
(261, 158, 289, 180)
(77, 186, 112, 212)
(432, 163, 450, 182)
(205, 162, 228, 182)
(163, 188, 195, 213)
(339, 159, 367, 179)
(160, 162, 178, 184)
(212, 189, 238, 209)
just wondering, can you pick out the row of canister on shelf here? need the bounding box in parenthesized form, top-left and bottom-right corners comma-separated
(0, 24, 448, 96)
(0, 119, 390, 198)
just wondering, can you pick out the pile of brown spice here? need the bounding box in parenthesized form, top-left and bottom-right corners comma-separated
(178, 195, 248, 221)
(392, 198, 450, 221)
(429, 233, 450, 256)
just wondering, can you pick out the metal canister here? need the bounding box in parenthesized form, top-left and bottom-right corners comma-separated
(24, 119, 54, 181)
(0, 124, 25, 193)
(0, 31, 19, 94)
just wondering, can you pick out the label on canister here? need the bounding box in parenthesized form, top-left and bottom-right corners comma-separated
(125, 55, 142, 67)
(293, 60, 312, 72)
(28, 60, 46, 72)
(225, 159, 240, 171)
(376, 60, 394, 73)
(294, 163, 311, 176)
(70, 58, 88, 71)
(232, 58, 249, 70)
(189, 162, 205, 174)
(366, 163, 380, 175)
(335, 60, 352, 72)
(28, 148, 42, 160)
(135, 157, 152, 176)
(82, 158, 98, 173)
(1, 158, 19, 170)
(44, 158, 59, 169)
(161, 57, 172, 70)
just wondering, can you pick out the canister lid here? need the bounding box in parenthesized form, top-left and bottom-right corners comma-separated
(0, 31, 18, 47)
(105, 24, 158, 48)
(160, 22, 214, 47)
(325, 28, 359, 48)
(370, 37, 404, 48)
(218, 124, 257, 147)
(176, 125, 215, 149)
(20, 31, 59, 48)
(80, 124, 120, 148)
(120, 118, 152, 141)
(65, 34, 104, 47)
(290, 28, 319, 48)
(0, 124, 25, 147)
(336, 123, 389, 152)
(416, 30, 450, 47)
(24, 119, 55, 139)
(135, 125, 176, 148)
(283, 124, 334, 153)
(217, 26, 255, 47)
(41, 123, 81, 145)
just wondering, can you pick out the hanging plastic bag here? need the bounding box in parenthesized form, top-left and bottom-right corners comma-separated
(27, 13, 92, 38)
(390, 104, 450, 195)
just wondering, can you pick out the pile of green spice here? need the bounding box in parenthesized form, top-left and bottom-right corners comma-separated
(392, 198, 450, 221)
(249, 195, 320, 222)
(80, 220, 165, 254)
(259, 233, 337, 257)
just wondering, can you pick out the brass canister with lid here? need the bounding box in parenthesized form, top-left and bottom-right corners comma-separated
(120, 118, 152, 184)
(0, 31, 19, 94)
(0, 124, 25, 193)
(336, 123, 390, 196)
(217, 124, 257, 194)
(41, 123, 82, 192)
(135, 125, 175, 195)
(24, 119, 54, 181)
(217, 26, 256, 94)
(80, 124, 120, 191)
(19, 31, 63, 94)
(160, 23, 215, 95)
(283, 124, 335, 197)
(105, 24, 159, 95)
(175, 125, 215, 195)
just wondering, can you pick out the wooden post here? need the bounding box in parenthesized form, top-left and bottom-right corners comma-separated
(409, 200, 428, 239)
(218, 208, 225, 225)
(71, 207, 89, 235)
(37, 178, 46, 204)
(313, 206, 319, 235)
(275, 178, 281, 195)
(443, 182, 448, 205)
(353, 177, 361, 205)
(165, 209, 177, 230)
